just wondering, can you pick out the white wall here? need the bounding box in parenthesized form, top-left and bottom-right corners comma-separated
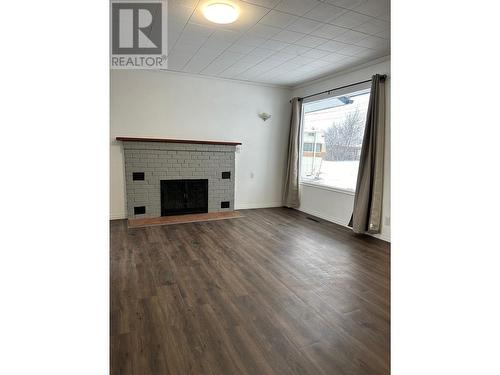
(110, 70, 292, 219)
(292, 58, 391, 241)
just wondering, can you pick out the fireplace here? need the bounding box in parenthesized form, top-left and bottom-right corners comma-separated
(161, 179, 208, 216)
(118, 137, 240, 218)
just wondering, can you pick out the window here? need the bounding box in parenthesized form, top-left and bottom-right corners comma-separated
(303, 142, 322, 152)
(300, 88, 371, 192)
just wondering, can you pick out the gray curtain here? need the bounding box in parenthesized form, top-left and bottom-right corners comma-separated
(283, 97, 302, 208)
(349, 74, 386, 233)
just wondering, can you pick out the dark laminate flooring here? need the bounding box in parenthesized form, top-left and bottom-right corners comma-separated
(111, 207, 390, 375)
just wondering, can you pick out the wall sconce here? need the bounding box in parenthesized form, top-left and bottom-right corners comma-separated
(258, 112, 271, 121)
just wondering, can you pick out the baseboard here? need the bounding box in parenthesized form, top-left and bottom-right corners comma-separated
(298, 207, 391, 243)
(235, 202, 283, 210)
(110, 212, 127, 220)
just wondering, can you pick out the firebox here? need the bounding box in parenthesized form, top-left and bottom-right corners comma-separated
(161, 179, 208, 216)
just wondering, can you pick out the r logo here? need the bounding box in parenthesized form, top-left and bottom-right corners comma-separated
(112, 2, 162, 55)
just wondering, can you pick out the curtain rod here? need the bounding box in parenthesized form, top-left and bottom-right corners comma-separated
(291, 74, 387, 103)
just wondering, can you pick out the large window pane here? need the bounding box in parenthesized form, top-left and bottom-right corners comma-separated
(301, 88, 370, 191)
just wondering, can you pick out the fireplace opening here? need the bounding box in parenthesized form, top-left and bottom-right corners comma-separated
(161, 179, 208, 216)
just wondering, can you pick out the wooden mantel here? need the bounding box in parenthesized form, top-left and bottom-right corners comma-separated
(116, 136, 242, 146)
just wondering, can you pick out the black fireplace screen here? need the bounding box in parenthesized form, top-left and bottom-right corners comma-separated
(161, 179, 208, 216)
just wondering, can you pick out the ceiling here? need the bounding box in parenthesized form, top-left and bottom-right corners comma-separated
(166, 0, 390, 87)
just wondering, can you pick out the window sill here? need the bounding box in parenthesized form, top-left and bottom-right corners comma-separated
(300, 181, 356, 196)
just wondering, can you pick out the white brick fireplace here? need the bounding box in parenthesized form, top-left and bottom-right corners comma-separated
(117, 137, 240, 219)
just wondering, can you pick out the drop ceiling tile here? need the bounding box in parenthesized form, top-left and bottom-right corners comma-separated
(286, 18, 322, 34)
(259, 10, 298, 28)
(280, 44, 311, 55)
(317, 39, 349, 52)
(173, 40, 203, 53)
(219, 61, 255, 78)
(167, 51, 193, 70)
(325, 0, 364, 9)
(287, 55, 317, 66)
(301, 48, 330, 59)
(259, 71, 281, 81)
(353, 0, 389, 18)
(201, 51, 246, 75)
(183, 52, 217, 73)
(331, 11, 372, 28)
(167, 7, 193, 37)
(354, 18, 389, 35)
(217, 51, 246, 64)
(303, 3, 347, 23)
(309, 23, 347, 39)
(185, 21, 214, 35)
(204, 62, 239, 76)
(202, 38, 232, 52)
(272, 30, 306, 43)
(276, 67, 300, 75)
(168, 30, 183, 52)
(238, 34, 267, 47)
(267, 51, 296, 62)
(295, 35, 329, 48)
(254, 58, 287, 70)
(248, 65, 270, 74)
(261, 39, 290, 51)
(265, 66, 290, 74)
(232, 56, 260, 66)
(353, 48, 382, 59)
(248, 47, 276, 59)
(355, 35, 389, 49)
(237, 54, 267, 65)
(168, 0, 198, 7)
(251, 62, 275, 72)
(210, 29, 242, 43)
(320, 52, 347, 62)
(333, 30, 367, 44)
(338, 44, 370, 56)
(278, 60, 303, 70)
(295, 65, 318, 73)
(247, 23, 282, 38)
(240, 66, 268, 77)
(228, 44, 256, 54)
(307, 59, 331, 69)
(376, 28, 390, 39)
(335, 56, 361, 68)
(243, 0, 281, 7)
(274, 0, 319, 16)
(176, 34, 207, 49)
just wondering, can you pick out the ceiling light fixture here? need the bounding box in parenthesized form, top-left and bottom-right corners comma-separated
(203, 3, 239, 24)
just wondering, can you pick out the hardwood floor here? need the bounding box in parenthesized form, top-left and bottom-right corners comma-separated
(111, 207, 390, 375)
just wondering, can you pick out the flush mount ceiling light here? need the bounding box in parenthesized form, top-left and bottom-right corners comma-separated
(203, 3, 239, 24)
